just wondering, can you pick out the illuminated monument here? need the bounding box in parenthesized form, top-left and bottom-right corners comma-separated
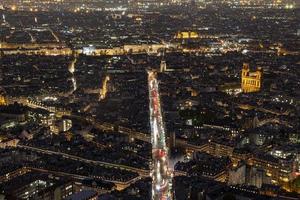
(241, 63, 262, 93)
(0, 95, 6, 106)
(0, 89, 7, 106)
(174, 31, 199, 39)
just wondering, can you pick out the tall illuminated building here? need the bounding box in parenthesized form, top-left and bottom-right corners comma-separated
(241, 63, 262, 93)
(0, 96, 6, 106)
(0, 89, 7, 106)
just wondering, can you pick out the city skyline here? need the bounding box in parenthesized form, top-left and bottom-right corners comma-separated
(0, 1, 299, 200)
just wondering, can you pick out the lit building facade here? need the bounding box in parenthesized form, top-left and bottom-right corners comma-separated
(174, 31, 199, 39)
(241, 63, 262, 93)
(228, 164, 246, 185)
(0, 95, 6, 105)
(249, 155, 295, 184)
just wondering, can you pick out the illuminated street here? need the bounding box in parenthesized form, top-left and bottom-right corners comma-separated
(148, 71, 172, 200)
(68, 54, 78, 94)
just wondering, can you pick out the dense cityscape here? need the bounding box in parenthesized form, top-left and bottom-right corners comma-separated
(0, 0, 299, 200)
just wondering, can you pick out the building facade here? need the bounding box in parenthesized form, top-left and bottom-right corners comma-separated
(241, 63, 262, 93)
